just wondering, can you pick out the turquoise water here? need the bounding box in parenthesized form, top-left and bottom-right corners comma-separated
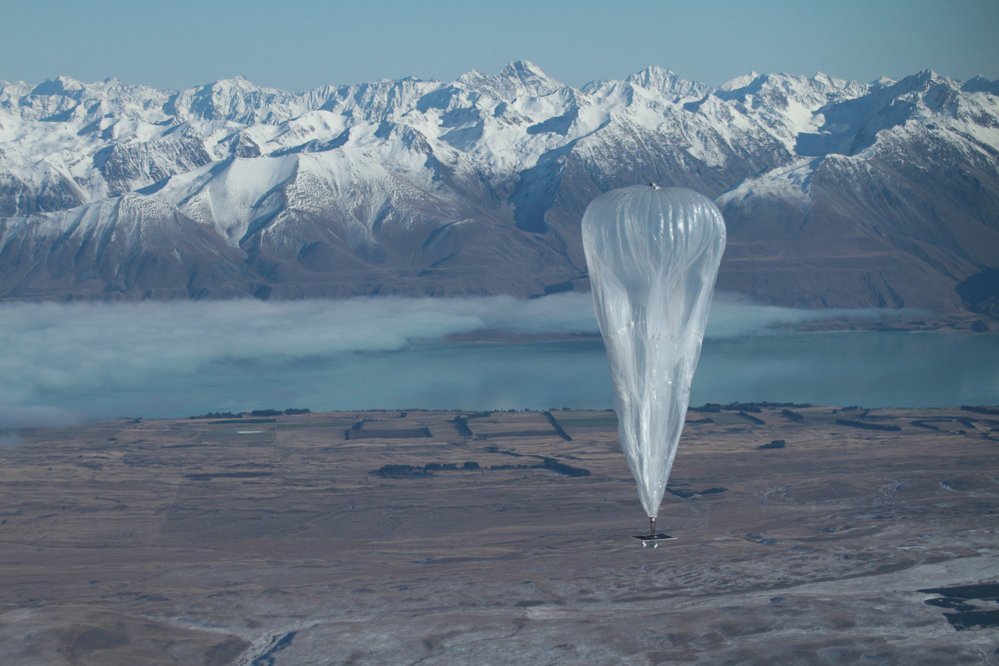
(39, 331, 997, 420)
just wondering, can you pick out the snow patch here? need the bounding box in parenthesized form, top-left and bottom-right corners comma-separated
(718, 158, 820, 207)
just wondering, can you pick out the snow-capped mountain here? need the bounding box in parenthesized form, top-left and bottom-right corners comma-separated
(0, 62, 996, 312)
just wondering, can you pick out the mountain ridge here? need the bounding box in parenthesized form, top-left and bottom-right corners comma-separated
(1, 62, 997, 313)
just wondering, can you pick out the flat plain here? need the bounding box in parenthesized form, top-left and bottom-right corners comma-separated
(1, 405, 997, 664)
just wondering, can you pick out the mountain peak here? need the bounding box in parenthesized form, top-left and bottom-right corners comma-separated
(30, 75, 85, 96)
(455, 60, 563, 98)
(888, 69, 955, 97)
(627, 65, 675, 86)
(500, 60, 551, 81)
(913, 68, 942, 83)
(905, 69, 955, 88)
(210, 75, 259, 91)
(625, 65, 709, 98)
(719, 71, 762, 92)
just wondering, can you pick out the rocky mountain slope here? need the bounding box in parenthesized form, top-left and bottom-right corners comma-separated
(1, 62, 996, 311)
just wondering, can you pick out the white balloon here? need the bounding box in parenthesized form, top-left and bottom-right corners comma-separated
(582, 185, 726, 519)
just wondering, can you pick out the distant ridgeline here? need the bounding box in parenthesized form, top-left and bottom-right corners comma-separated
(0, 65, 997, 313)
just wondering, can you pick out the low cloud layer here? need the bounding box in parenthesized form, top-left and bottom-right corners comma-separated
(0, 294, 916, 428)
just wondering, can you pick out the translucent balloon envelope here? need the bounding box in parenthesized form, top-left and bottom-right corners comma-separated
(582, 185, 726, 521)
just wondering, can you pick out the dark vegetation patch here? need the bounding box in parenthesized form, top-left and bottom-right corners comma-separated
(372, 465, 433, 478)
(452, 416, 473, 437)
(854, 411, 899, 421)
(962, 405, 999, 416)
(189, 411, 241, 419)
(667, 486, 727, 499)
(942, 610, 999, 630)
(372, 461, 483, 478)
(738, 411, 766, 425)
(911, 416, 986, 434)
(687, 417, 715, 424)
(691, 401, 810, 413)
(835, 418, 901, 432)
(539, 457, 589, 477)
(188, 407, 310, 419)
(488, 460, 591, 476)
(543, 411, 572, 441)
(920, 583, 999, 599)
(209, 418, 276, 425)
(920, 583, 999, 631)
(484, 445, 525, 457)
(781, 409, 804, 422)
(758, 439, 786, 450)
(373, 457, 589, 478)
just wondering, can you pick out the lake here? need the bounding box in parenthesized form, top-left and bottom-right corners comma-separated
(0, 296, 995, 427)
(25, 332, 999, 422)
